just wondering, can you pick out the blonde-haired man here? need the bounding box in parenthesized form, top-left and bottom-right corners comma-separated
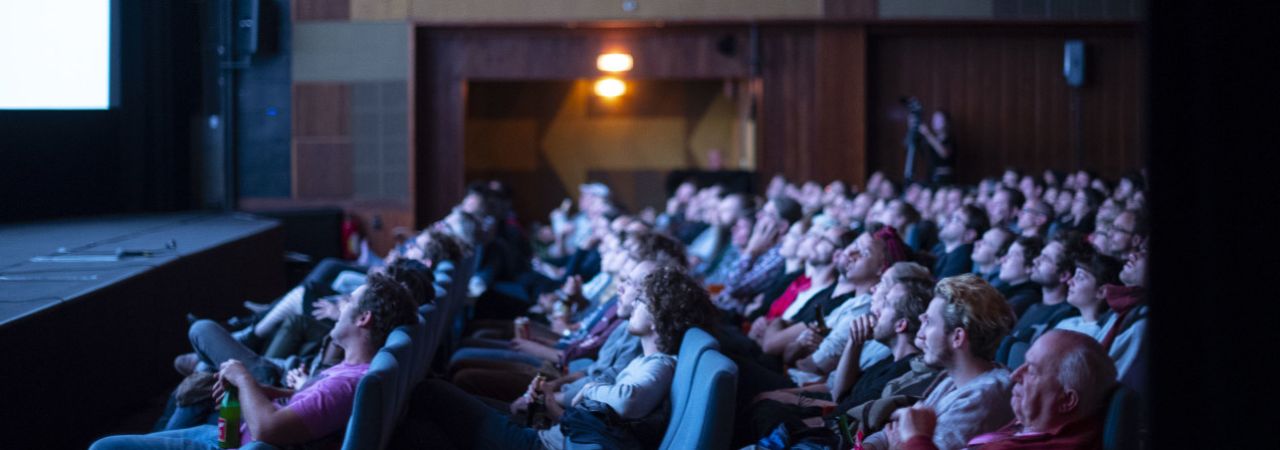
(861, 274, 1018, 450)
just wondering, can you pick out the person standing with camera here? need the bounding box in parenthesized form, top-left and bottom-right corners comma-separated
(917, 110, 955, 186)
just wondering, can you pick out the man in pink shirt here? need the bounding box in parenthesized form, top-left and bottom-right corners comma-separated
(91, 272, 419, 450)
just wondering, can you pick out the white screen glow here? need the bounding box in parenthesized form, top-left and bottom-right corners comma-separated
(0, 1, 111, 109)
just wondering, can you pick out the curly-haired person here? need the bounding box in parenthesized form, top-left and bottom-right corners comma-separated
(412, 265, 718, 449)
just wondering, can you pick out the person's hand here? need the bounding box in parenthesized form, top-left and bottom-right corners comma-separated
(563, 276, 583, 298)
(539, 377, 564, 397)
(747, 316, 770, 341)
(549, 315, 574, 335)
(284, 367, 309, 390)
(537, 292, 559, 313)
(892, 406, 938, 444)
(916, 123, 934, 138)
(746, 217, 781, 257)
(797, 327, 824, 352)
(510, 393, 532, 416)
(312, 298, 342, 321)
(213, 359, 253, 402)
(848, 313, 876, 346)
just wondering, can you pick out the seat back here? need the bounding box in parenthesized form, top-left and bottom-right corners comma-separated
(1104, 384, 1145, 450)
(659, 348, 738, 450)
(664, 328, 719, 437)
(342, 350, 402, 450)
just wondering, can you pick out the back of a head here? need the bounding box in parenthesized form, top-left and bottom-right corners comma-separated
(357, 272, 420, 347)
(770, 195, 804, 224)
(934, 274, 1016, 361)
(893, 276, 936, 334)
(641, 266, 717, 354)
(423, 229, 464, 263)
(960, 204, 991, 234)
(385, 258, 436, 306)
(885, 261, 933, 286)
(1076, 253, 1123, 287)
(1041, 330, 1118, 416)
(629, 230, 689, 270)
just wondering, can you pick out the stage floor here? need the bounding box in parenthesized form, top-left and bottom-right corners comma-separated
(0, 211, 285, 448)
(0, 212, 279, 326)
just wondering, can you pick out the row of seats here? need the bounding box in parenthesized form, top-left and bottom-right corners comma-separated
(334, 257, 743, 450)
(343, 257, 474, 450)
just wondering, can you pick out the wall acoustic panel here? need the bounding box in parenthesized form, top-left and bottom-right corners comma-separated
(293, 21, 409, 82)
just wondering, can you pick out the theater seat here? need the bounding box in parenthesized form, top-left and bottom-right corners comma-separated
(662, 328, 719, 439)
(342, 349, 404, 450)
(659, 328, 738, 450)
(996, 337, 1031, 369)
(1103, 384, 1145, 450)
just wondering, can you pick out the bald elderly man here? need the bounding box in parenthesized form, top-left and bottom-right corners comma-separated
(889, 330, 1117, 449)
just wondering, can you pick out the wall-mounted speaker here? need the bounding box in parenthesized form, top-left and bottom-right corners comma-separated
(233, 0, 259, 59)
(1064, 40, 1086, 87)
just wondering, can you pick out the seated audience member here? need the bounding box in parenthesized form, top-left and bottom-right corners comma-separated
(449, 254, 661, 402)
(886, 199, 936, 253)
(996, 236, 1045, 317)
(1103, 209, 1146, 259)
(749, 225, 847, 357)
(860, 274, 1017, 450)
(1015, 198, 1054, 240)
(712, 212, 789, 316)
(743, 274, 937, 441)
(1054, 253, 1124, 338)
(1013, 233, 1089, 338)
(787, 229, 913, 386)
(1059, 188, 1103, 237)
(1100, 246, 1148, 392)
(971, 227, 1015, 286)
(891, 330, 1117, 450)
(704, 214, 755, 285)
(741, 220, 810, 320)
(987, 187, 1024, 232)
(688, 193, 752, 277)
(91, 274, 419, 449)
(410, 266, 717, 449)
(931, 205, 989, 278)
(1017, 176, 1046, 208)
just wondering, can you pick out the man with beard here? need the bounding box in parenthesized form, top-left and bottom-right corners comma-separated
(860, 274, 1016, 450)
(1014, 233, 1090, 335)
(892, 330, 1116, 449)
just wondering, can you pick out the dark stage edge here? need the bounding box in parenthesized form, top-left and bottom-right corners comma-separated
(0, 212, 285, 449)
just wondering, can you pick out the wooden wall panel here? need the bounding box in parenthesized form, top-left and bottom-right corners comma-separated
(448, 27, 753, 80)
(824, 0, 876, 19)
(293, 84, 354, 199)
(757, 26, 870, 187)
(294, 143, 354, 198)
(416, 26, 758, 223)
(758, 27, 818, 183)
(292, 0, 350, 21)
(867, 28, 1142, 185)
(814, 26, 868, 185)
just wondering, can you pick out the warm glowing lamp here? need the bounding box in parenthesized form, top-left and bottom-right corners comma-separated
(596, 53, 634, 72)
(593, 77, 627, 98)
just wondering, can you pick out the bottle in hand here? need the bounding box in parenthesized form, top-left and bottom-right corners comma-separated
(218, 385, 241, 448)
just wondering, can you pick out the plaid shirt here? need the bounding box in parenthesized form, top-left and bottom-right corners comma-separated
(712, 245, 785, 313)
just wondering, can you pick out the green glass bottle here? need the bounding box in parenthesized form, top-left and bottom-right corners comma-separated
(218, 385, 241, 449)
